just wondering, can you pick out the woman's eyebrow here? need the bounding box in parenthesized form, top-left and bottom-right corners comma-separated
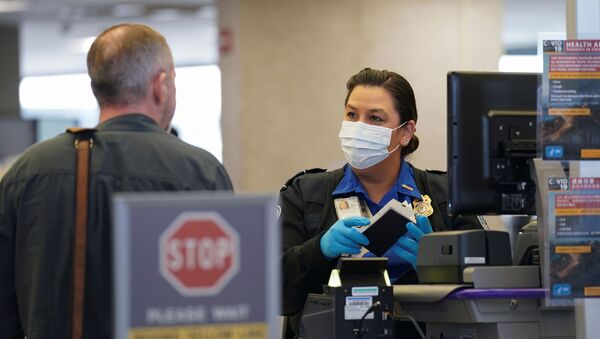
(346, 104, 387, 115)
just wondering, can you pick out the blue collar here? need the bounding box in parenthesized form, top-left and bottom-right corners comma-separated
(332, 159, 422, 201)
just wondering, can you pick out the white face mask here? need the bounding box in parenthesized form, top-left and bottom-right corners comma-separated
(339, 120, 407, 169)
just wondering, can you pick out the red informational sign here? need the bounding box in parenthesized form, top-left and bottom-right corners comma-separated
(160, 212, 240, 296)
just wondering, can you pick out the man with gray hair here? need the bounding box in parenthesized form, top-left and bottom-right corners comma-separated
(0, 23, 233, 338)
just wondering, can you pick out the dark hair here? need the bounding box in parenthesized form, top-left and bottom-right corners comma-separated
(87, 23, 173, 107)
(345, 67, 419, 157)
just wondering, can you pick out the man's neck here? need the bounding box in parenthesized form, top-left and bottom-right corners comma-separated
(98, 103, 162, 128)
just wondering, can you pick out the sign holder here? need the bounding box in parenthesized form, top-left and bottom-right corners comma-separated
(112, 193, 280, 339)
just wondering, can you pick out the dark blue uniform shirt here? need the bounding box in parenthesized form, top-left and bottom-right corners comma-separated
(332, 158, 422, 281)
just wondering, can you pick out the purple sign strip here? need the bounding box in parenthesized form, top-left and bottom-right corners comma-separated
(447, 288, 548, 300)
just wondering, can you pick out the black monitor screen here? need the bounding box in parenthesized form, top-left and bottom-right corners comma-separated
(448, 72, 539, 215)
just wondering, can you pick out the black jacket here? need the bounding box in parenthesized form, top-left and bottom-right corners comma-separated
(279, 166, 480, 338)
(0, 114, 233, 339)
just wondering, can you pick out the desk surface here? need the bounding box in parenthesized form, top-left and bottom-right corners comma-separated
(394, 284, 548, 303)
(447, 288, 547, 299)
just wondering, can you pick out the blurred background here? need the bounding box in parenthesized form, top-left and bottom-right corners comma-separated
(0, 0, 566, 192)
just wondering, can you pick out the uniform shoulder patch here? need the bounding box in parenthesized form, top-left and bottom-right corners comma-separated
(280, 168, 327, 192)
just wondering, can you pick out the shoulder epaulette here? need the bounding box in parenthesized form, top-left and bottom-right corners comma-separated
(280, 168, 327, 192)
(425, 169, 447, 175)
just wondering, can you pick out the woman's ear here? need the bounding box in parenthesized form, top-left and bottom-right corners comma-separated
(401, 120, 416, 145)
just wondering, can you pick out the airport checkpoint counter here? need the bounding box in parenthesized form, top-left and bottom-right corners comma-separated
(394, 266, 575, 339)
(299, 230, 579, 339)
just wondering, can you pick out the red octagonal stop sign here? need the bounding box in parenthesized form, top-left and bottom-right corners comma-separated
(159, 212, 240, 296)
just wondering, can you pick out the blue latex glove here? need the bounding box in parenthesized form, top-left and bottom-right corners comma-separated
(392, 215, 433, 269)
(320, 216, 371, 260)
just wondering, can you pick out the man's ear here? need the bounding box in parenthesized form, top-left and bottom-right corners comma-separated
(152, 71, 168, 105)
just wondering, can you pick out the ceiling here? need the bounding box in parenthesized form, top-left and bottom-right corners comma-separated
(0, 0, 218, 76)
(0, 0, 215, 24)
(0, 0, 568, 76)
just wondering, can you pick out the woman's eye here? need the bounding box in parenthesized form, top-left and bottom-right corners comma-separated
(370, 115, 383, 122)
(346, 112, 357, 119)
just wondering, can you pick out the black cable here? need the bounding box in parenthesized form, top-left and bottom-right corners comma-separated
(354, 301, 382, 338)
(393, 314, 426, 339)
(352, 304, 425, 339)
(352, 302, 425, 339)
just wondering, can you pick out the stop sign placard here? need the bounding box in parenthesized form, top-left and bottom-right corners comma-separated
(159, 212, 240, 296)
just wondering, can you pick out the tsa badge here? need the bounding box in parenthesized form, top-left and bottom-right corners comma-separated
(413, 194, 434, 217)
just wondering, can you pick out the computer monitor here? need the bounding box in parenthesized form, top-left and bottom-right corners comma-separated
(447, 71, 539, 215)
(0, 119, 37, 159)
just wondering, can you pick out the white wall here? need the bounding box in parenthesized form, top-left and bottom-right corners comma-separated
(219, 0, 503, 192)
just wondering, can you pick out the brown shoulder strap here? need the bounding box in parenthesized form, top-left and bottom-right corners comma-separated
(67, 128, 95, 339)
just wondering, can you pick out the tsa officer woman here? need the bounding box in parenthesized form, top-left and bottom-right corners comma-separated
(279, 68, 480, 338)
